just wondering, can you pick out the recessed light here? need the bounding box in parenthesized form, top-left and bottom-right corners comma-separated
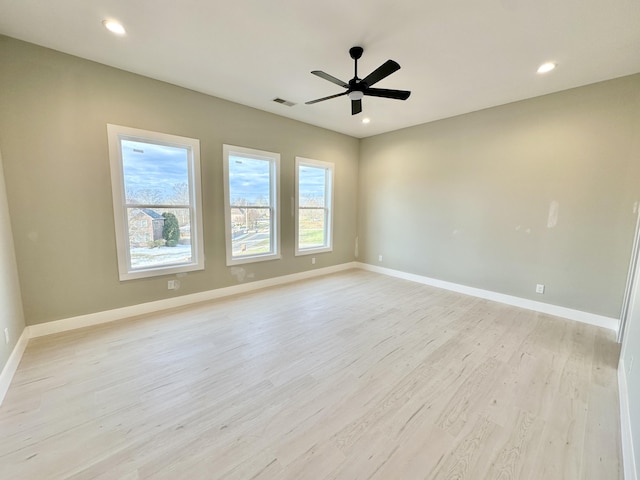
(537, 62, 556, 74)
(102, 19, 126, 35)
(362, 118, 371, 124)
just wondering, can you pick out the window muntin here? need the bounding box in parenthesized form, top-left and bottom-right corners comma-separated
(107, 125, 204, 280)
(295, 157, 334, 255)
(223, 145, 280, 265)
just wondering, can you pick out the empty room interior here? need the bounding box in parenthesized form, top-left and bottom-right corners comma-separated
(1, 1, 640, 479)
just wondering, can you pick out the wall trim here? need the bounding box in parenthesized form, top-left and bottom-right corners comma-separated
(619, 358, 638, 480)
(28, 262, 358, 338)
(0, 327, 29, 406)
(356, 263, 619, 332)
(27, 260, 618, 339)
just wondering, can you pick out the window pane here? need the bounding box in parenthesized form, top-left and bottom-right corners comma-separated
(127, 207, 192, 269)
(295, 157, 333, 255)
(228, 155, 270, 207)
(231, 207, 272, 257)
(298, 208, 325, 249)
(223, 145, 280, 265)
(120, 140, 195, 271)
(227, 153, 275, 259)
(122, 140, 189, 205)
(109, 124, 203, 280)
(298, 165, 326, 207)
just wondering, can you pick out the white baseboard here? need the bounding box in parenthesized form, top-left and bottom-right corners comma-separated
(27, 260, 618, 338)
(619, 358, 638, 480)
(28, 262, 358, 338)
(356, 263, 619, 332)
(0, 327, 29, 406)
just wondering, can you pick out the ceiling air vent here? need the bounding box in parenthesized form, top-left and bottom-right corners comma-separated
(273, 97, 296, 107)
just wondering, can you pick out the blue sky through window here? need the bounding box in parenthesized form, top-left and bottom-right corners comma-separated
(299, 165, 326, 205)
(122, 140, 188, 203)
(229, 155, 270, 205)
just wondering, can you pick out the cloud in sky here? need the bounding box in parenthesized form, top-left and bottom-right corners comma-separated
(228, 155, 270, 204)
(299, 165, 326, 205)
(122, 140, 188, 202)
(227, 156, 327, 205)
(121, 142, 328, 206)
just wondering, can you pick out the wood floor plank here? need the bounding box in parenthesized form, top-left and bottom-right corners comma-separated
(428, 415, 502, 480)
(529, 397, 588, 480)
(481, 407, 546, 480)
(0, 270, 622, 479)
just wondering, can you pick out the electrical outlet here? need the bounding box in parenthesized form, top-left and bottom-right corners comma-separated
(3, 328, 8, 344)
(536, 284, 545, 294)
(378, 255, 383, 262)
(312, 257, 316, 265)
(168, 280, 180, 290)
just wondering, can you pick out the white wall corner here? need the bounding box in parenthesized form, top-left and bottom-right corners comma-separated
(619, 358, 638, 480)
(0, 327, 30, 406)
(355, 262, 619, 332)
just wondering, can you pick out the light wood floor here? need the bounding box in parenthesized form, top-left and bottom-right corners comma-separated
(0, 270, 622, 479)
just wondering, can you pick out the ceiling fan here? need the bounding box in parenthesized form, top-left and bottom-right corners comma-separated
(305, 46, 411, 115)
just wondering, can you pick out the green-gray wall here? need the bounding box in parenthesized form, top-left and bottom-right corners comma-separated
(0, 147, 26, 371)
(359, 74, 640, 318)
(0, 36, 359, 326)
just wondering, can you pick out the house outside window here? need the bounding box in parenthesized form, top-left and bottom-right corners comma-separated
(107, 124, 204, 280)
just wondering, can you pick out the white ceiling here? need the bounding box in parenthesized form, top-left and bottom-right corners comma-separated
(1, 0, 639, 138)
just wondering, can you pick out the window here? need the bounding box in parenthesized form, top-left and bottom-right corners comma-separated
(107, 124, 204, 280)
(223, 144, 280, 265)
(295, 157, 334, 255)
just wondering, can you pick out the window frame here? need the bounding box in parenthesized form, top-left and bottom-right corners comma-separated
(222, 144, 281, 266)
(295, 156, 334, 256)
(107, 124, 205, 281)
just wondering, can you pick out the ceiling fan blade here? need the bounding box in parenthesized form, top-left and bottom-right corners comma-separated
(305, 91, 348, 105)
(361, 60, 400, 87)
(351, 99, 362, 115)
(311, 70, 348, 88)
(364, 88, 411, 100)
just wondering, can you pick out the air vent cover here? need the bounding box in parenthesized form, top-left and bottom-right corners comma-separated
(273, 97, 296, 107)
